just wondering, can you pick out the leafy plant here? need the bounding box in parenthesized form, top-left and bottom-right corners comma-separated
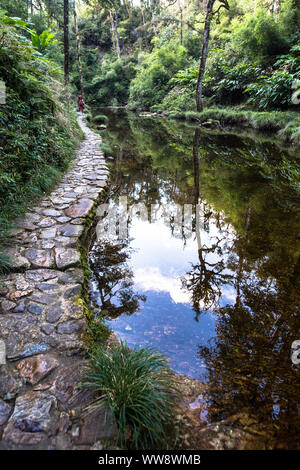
(31, 26, 58, 54)
(245, 71, 297, 110)
(82, 342, 179, 449)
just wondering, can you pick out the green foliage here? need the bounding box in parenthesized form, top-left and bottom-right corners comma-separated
(0, 13, 82, 270)
(83, 57, 137, 106)
(129, 42, 188, 110)
(232, 10, 290, 65)
(31, 26, 58, 54)
(93, 114, 109, 124)
(83, 341, 179, 449)
(209, 63, 262, 104)
(245, 71, 296, 110)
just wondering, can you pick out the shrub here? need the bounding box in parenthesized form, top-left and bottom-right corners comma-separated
(83, 342, 179, 449)
(245, 71, 297, 110)
(129, 42, 188, 110)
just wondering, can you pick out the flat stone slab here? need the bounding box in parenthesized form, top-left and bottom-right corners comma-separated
(16, 355, 59, 385)
(25, 249, 55, 269)
(0, 341, 6, 365)
(64, 198, 94, 219)
(55, 248, 81, 270)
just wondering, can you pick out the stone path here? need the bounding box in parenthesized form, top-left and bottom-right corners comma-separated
(0, 114, 116, 449)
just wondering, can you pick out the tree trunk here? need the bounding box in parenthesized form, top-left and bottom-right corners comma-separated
(195, 0, 215, 112)
(74, 3, 84, 97)
(64, 0, 70, 86)
(109, 10, 121, 60)
(179, 0, 183, 45)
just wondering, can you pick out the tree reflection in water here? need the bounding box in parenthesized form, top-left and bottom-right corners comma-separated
(90, 110, 300, 448)
(90, 241, 146, 319)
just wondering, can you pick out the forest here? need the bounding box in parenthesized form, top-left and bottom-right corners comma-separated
(0, 0, 299, 454)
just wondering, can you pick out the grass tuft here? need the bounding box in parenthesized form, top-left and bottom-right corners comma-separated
(82, 341, 179, 449)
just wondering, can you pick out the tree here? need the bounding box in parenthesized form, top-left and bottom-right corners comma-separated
(64, 0, 70, 85)
(74, 1, 84, 96)
(196, 0, 230, 112)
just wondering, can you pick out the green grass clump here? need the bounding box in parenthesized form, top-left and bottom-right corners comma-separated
(83, 341, 179, 449)
(93, 114, 109, 124)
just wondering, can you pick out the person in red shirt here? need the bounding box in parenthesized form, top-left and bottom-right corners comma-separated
(78, 95, 85, 113)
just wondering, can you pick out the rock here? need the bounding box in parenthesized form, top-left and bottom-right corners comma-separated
(26, 269, 58, 282)
(8, 342, 50, 361)
(16, 355, 59, 385)
(73, 408, 117, 446)
(25, 249, 54, 269)
(59, 268, 84, 285)
(10, 255, 31, 270)
(64, 198, 94, 219)
(63, 284, 81, 300)
(46, 303, 64, 324)
(54, 248, 81, 270)
(58, 224, 84, 238)
(0, 341, 6, 365)
(40, 227, 57, 239)
(43, 209, 61, 217)
(28, 303, 44, 315)
(56, 216, 71, 224)
(0, 399, 12, 425)
(0, 365, 18, 398)
(9, 289, 33, 300)
(38, 218, 56, 228)
(1, 300, 16, 313)
(14, 301, 26, 313)
(37, 283, 59, 293)
(29, 294, 57, 305)
(57, 320, 85, 335)
(3, 391, 57, 444)
(41, 324, 55, 336)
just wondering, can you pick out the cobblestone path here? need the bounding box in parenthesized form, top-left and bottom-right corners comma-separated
(0, 114, 116, 449)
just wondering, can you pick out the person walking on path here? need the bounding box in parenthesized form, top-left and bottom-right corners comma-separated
(78, 95, 85, 113)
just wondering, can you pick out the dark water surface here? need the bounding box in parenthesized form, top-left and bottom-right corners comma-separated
(89, 109, 300, 448)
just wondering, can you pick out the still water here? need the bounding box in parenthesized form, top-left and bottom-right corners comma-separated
(89, 109, 300, 447)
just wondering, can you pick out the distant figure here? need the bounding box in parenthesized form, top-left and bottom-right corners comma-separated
(78, 95, 85, 113)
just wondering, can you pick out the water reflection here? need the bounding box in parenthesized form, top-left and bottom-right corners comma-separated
(89, 109, 300, 448)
